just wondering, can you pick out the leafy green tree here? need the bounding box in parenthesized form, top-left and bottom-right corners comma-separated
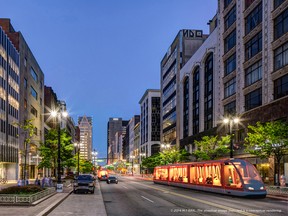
(159, 147, 190, 165)
(142, 153, 161, 173)
(192, 135, 230, 161)
(38, 129, 74, 177)
(80, 160, 93, 173)
(245, 121, 288, 184)
(17, 119, 36, 182)
(141, 147, 190, 172)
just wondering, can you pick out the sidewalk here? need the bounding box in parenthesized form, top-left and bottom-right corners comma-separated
(0, 186, 72, 216)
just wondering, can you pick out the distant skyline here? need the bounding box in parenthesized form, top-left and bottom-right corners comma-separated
(0, 0, 218, 160)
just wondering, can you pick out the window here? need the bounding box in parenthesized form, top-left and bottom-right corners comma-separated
(30, 86, 38, 100)
(193, 67, 200, 135)
(31, 105, 38, 117)
(274, 42, 288, 70)
(30, 67, 38, 82)
(204, 53, 213, 130)
(24, 78, 27, 89)
(224, 77, 236, 98)
(245, 31, 262, 60)
(245, 88, 262, 111)
(245, 3, 262, 34)
(225, 6, 236, 30)
(224, 0, 233, 9)
(245, 0, 256, 9)
(224, 101, 236, 116)
(245, 60, 262, 86)
(274, 0, 285, 9)
(224, 30, 236, 53)
(274, 8, 288, 40)
(274, 74, 288, 99)
(225, 53, 236, 75)
(183, 77, 189, 138)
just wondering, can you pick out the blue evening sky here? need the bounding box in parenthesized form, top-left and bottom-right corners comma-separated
(0, 0, 217, 161)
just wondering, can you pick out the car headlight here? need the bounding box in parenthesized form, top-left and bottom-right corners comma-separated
(248, 187, 254, 190)
(74, 183, 78, 186)
(89, 183, 94, 186)
(260, 186, 264, 190)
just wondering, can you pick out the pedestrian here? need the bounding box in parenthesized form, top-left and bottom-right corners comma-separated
(42, 176, 46, 188)
(34, 177, 40, 186)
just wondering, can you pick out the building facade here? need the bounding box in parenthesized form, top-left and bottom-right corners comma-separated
(0, 18, 45, 180)
(139, 89, 161, 157)
(0, 25, 20, 181)
(107, 118, 128, 164)
(179, 0, 288, 184)
(160, 29, 209, 147)
(78, 116, 93, 161)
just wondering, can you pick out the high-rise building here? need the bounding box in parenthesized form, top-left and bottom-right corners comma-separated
(179, 0, 288, 185)
(160, 29, 209, 147)
(139, 89, 161, 157)
(0, 25, 20, 181)
(0, 18, 45, 180)
(78, 116, 93, 161)
(107, 118, 128, 164)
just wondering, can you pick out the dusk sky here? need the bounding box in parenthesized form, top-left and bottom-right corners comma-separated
(0, 0, 218, 161)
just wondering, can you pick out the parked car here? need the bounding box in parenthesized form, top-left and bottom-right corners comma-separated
(107, 176, 118, 184)
(73, 174, 95, 193)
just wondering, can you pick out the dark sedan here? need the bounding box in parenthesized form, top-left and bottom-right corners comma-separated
(107, 176, 118, 184)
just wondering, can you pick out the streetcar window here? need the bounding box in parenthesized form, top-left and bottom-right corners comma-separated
(155, 168, 168, 180)
(204, 164, 222, 186)
(235, 161, 262, 184)
(169, 166, 187, 182)
(224, 164, 242, 188)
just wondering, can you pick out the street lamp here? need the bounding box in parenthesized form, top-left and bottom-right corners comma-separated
(130, 155, 135, 176)
(74, 143, 80, 176)
(51, 109, 68, 189)
(223, 117, 240, 158)
(161, 143, 170, 150)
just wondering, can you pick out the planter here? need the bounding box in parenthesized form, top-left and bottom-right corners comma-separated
(0, 187, 55, 205)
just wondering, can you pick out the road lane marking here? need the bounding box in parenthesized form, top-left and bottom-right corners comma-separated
(134, 182, 258, 216)
(141, 195, 154, 203)
(122, 186, 128, 189)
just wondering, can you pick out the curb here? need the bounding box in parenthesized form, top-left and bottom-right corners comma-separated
(36, 189, 73, 216)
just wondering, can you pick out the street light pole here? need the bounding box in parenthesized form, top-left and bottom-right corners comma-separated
(57, 122, 61, 184)
(78, 146, 80, 176)
(51, 108, 68, 191)
(224, 117, 239, 159)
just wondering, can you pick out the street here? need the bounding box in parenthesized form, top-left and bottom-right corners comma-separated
(48, 176, 288, 216)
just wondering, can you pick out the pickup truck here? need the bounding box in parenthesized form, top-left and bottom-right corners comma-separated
(73, 174, 95, 194)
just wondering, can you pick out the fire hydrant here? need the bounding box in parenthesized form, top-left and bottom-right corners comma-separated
(280, 175, 286, 187)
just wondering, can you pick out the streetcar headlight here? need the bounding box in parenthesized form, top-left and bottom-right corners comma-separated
(260, 186, 264, 190)
(248, 187, 254, 190)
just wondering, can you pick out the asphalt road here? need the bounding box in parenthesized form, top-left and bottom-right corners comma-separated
(101, 176, 288, 216)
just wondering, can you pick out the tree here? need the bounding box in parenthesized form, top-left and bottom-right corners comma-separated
(17, 119, 36, 183)
(192, 135, 230, 161)
(245, 121, 288, 185)
(159, 147, 190, 165)
(141, 147, 190, 173)
(38, 129, 74, 177)
(80, 160, 93, 173)
(142, 153, 161, 173)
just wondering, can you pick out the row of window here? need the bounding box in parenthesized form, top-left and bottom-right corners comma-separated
(0, 119, 19, 138)
(8, 104, 18, 119)
(8, 85, 19, 101)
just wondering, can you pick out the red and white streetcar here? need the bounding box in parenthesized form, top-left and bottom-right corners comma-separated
(153, 159, 267, 197)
